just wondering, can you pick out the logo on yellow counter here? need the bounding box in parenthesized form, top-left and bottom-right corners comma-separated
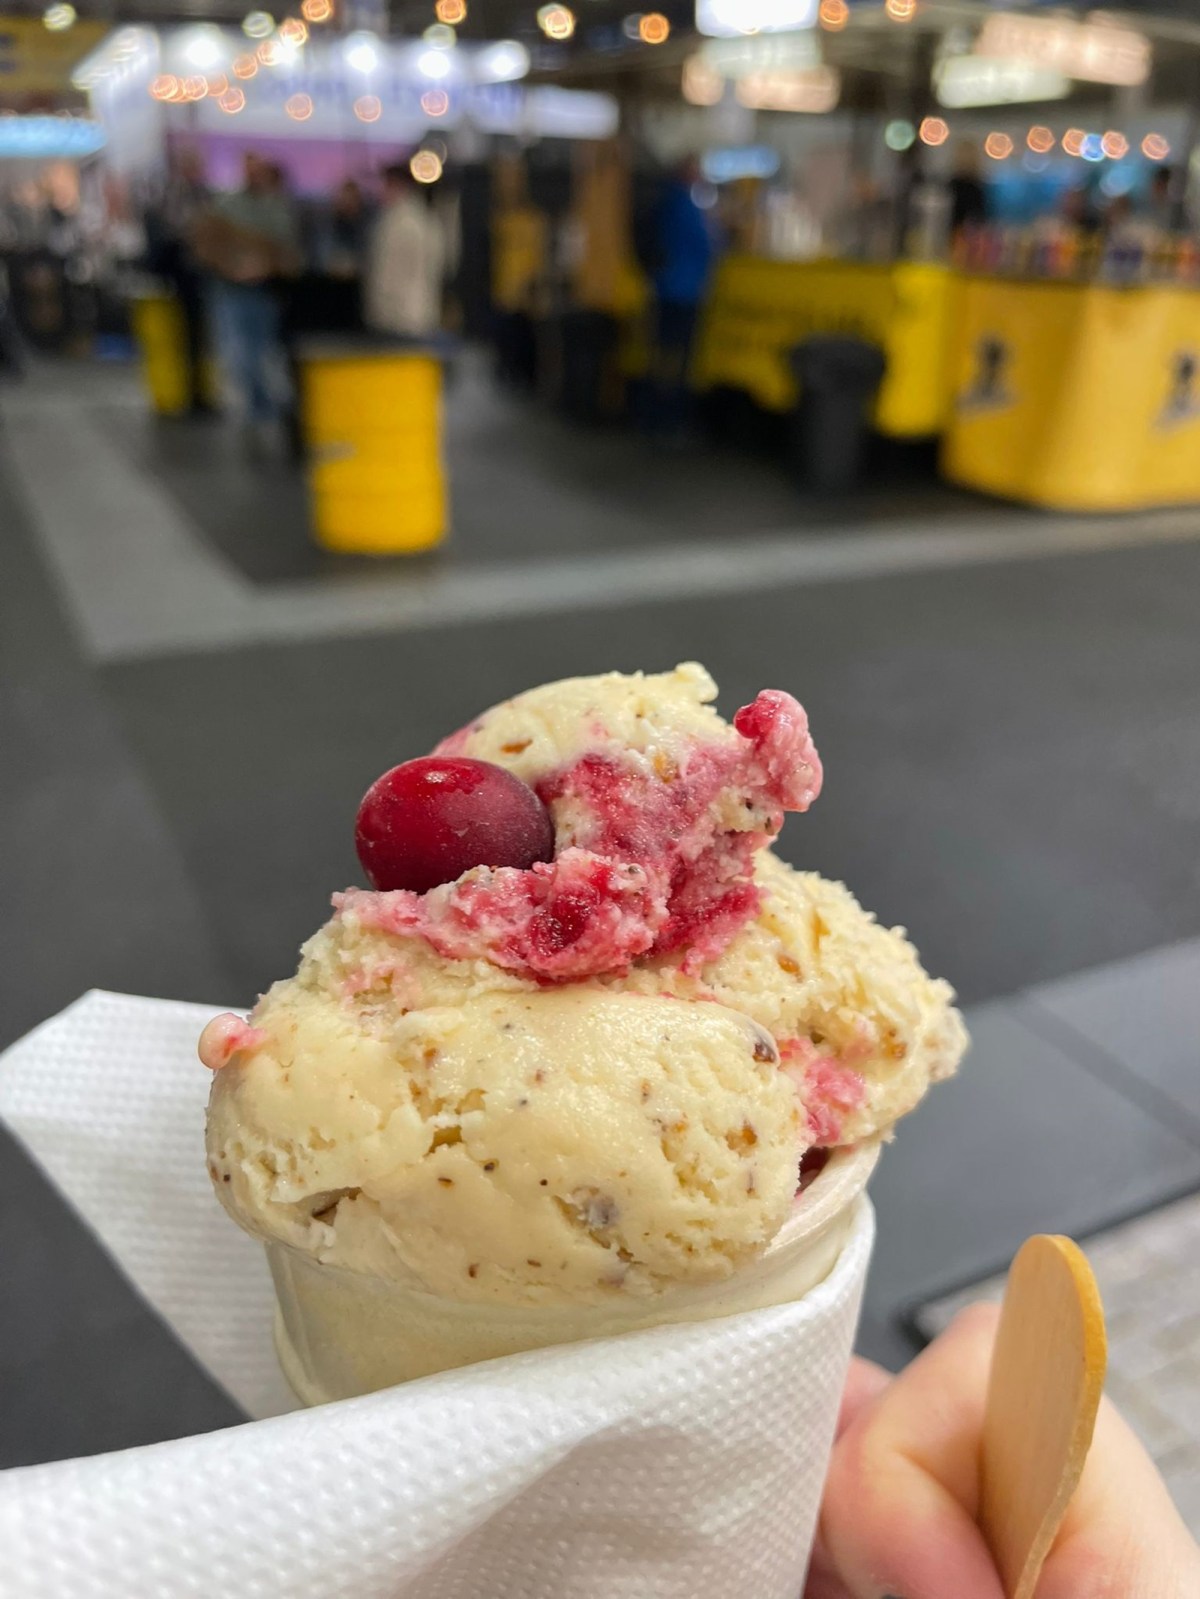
(958, 333, 1014, 414)
(1158, 350, 1200, 429)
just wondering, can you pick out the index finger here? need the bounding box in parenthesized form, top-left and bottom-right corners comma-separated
(819, 1302, 1007, 1599)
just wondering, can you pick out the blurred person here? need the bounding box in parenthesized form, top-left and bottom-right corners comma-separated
(263, 160, 297, 221)
(1062, 184, 1104, 241)
(0, 258, 23, 376)
(365, 163, 445, 339)
(1103, 190, 1136, 236)
(1148, 165, 1187, 234)
(646, 154, 715, 440)
(903, 155, 953, 262)
(262, 160, 302, 294)
(103, 185, 146, 269)
(313, 177, 371, 331)
(1100, 187, 1163, 282)
(262, 160, 309, 455)
(41, 171, 83, 262)
(316, 178, 370, 280)
(1028, 184, 1090, 276)
(1059, 185, 1086, 230)
(834, 171, 890, 261)
(763, 179, 821, 262)
(948, 141, 987, 236)
(807, 1302, 1200, 1599)
(146, 147, 215, 416)
(194, 152, 300, 443)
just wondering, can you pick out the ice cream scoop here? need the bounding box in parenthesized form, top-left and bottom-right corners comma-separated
(205, 663, 965, 1309)
(207, 984, 803, 1303)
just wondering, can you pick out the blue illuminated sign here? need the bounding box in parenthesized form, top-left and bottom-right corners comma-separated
(0, 116, 106, 158)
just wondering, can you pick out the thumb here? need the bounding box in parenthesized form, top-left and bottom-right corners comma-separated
(1035, 1387, 1200, 1599)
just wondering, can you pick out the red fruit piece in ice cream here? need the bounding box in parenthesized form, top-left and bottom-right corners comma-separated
(355, 757, 556, 894)
(797, 1146, 829, 1194)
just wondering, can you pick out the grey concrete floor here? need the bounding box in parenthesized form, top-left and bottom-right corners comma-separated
(91, 361, 977, 587)
(3, 355, 1200, 1469)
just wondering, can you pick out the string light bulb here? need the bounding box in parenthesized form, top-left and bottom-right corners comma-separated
(537, 4, 575, 39)
(353, 93, 381, 121)
(1101, 130, 1128, 159)
(1026, 125, 1054, 153)
(638, 12, 669, 42)
(301, 0, 333, 19)
(1142, 132, 1169, 160)
(218, 86, 246, 112)
(1062, 127, 1085, 156)
(410, 148, 443, 183)
(919, 117, 949, 147)
(885, 0, 916, 20)
(984, 131, 1013, 160)
(285, 91, 313, 118)
(344, 33, 379, 72)
(818, 0, 848, 28)
(435, 0, 466, 20)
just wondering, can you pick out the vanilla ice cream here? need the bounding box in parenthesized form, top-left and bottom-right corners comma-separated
(205, 663, 966, 1313)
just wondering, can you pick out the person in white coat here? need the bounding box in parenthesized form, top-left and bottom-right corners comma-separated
(364, 163, 445, 339)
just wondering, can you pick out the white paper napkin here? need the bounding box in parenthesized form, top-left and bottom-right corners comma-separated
(0, 991, 874, 1599)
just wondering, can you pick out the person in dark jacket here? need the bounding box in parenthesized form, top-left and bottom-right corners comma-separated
(312, 178, 372, 331)
(147, 146, 216, 415)
(649, 155, 714, 439)
(947, 141, 987, 236)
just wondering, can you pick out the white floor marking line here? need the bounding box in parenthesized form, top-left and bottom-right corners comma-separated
(7, 391, 1200, 664)
(4, 407, 256, 658)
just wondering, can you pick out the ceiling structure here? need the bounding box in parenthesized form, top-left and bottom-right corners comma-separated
(1, 0, 1198, 44)
(0, 2, 1198, 113)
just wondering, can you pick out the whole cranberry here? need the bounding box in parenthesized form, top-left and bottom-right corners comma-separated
(355, 757, 555, 894)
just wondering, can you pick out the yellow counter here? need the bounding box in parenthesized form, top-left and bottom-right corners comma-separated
(691, 255, 955, 438)
(942, 275, 1200, 511)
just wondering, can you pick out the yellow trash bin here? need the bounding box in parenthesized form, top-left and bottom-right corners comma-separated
(130, 292, 218, 417)
(300, 341, 448, 555)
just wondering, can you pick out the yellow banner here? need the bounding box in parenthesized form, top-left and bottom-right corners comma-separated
(691, 255, 956, 438)
(942, 276, 1200, 510)
(0, 17, 108, 93)
(491, 208, 547, 314)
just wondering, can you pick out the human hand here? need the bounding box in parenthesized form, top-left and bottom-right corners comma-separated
(806, 1303, 1200, 1599)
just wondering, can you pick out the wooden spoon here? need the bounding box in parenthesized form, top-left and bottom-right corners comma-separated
(980, 1234, 1108, 1599)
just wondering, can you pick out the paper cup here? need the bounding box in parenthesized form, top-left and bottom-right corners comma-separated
(266, 1140, 880, 1404)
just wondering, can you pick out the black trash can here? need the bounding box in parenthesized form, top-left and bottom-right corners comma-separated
(492, 308, 538, 391)
(789, 336, 886, 492)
